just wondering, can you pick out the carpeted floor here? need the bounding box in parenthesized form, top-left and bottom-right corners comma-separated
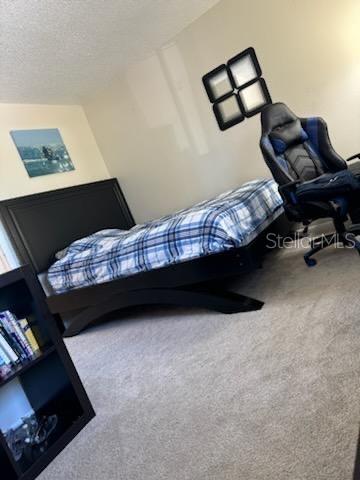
(39, 239, 360, 480)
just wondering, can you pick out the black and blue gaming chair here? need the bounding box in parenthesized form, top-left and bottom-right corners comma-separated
(260, 102, 360, 266)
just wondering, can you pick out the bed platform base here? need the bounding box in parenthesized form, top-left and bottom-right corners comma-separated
(60, 285, 264, 337)
(46, 234, 272, 336)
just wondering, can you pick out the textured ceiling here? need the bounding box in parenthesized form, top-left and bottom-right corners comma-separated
(0, 0, 219, 104)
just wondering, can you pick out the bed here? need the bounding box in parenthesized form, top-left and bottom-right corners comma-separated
(0, 178, 287, 337)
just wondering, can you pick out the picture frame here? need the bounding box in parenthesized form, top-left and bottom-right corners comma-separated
(202, 47, 272, 130)
(202, 64, 233, 103)
(10, 128, 75, 178)
(213, 93, 245, 131)
(238, 78, 272, 117)
(227, 47, 262, 89)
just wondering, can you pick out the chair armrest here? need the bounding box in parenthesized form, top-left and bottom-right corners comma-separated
(278, 180, 301, 204)
(279, 180, 301, 189)
(346, 153, 360, 162)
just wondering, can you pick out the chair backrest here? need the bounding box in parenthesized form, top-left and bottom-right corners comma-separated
(260, 103, 345, 187)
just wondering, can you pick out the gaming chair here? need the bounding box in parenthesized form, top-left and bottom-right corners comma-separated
(260, 102, 360, 266)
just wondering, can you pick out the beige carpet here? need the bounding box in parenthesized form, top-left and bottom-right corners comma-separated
(39, 240, 360, 480)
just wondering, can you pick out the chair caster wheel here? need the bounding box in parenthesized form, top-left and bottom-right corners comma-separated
(304, 257, 317, 267)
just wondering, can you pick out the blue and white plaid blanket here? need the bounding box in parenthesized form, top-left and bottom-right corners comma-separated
(47, 179, 283, 293)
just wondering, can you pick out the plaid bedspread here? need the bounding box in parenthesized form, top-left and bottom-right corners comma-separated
(47, 179, 283, 293)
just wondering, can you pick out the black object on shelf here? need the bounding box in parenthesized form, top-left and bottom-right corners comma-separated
(0, 266, 95, 480)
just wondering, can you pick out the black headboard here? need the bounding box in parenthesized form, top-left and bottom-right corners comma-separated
(0, 179, 135, 273)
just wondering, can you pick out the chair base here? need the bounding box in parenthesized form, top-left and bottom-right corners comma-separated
(303, 219, 360, 266)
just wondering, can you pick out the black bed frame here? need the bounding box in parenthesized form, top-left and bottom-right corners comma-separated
(0, 179, 287, 336)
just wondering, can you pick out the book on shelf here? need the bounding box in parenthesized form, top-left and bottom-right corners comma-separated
(0, 352, 11, 377)
(19, 318, 40, 354)
(0, 332, 19, 364)
(0, 310, 40, 380)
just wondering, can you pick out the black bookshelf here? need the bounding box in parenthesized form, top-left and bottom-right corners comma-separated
(0, 266, 95, 480)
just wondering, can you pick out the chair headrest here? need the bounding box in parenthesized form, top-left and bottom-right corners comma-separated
(261, 102, 297, 131)
(261, 102, 308, 154)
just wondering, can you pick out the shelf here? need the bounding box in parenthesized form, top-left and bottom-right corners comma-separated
(0, 346, 55, 389)
(5, 383, 90, 479)
(0, 265, 94, 480)
(17, 412, 93, 480)
(14, 387, 83, 475)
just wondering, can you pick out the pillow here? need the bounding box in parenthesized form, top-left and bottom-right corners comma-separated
(53, 229, 123, 262)
(54, 247, 68, 260)
(269, 119, 308, 154)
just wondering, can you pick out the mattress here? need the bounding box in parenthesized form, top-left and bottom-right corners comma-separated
(47, 179, 283, 293)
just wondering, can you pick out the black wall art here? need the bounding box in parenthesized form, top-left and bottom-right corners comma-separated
(202, 47, 272, 131)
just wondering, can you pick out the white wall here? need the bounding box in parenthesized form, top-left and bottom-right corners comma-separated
(84, 0, 360, 223)
(0, 103, 110, 266)
(0, 104, 109, 423)
(0, 103, 109, 200)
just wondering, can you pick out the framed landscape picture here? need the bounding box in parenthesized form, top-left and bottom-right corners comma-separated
(10, 128, 75, 178)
